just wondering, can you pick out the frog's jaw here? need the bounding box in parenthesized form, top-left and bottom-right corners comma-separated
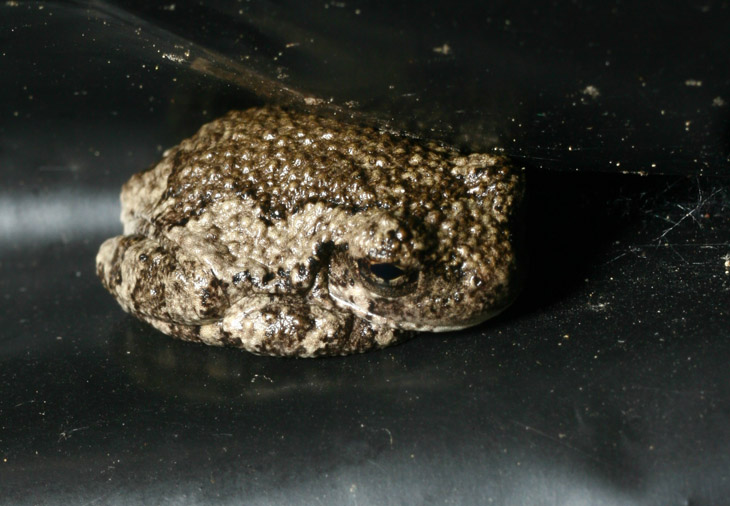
(410, 307, 509, 332)
(328, 292, 410, 330)
(328, 290, 512, 333)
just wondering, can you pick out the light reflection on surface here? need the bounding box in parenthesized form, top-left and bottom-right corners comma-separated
(0, 190, 119, 245)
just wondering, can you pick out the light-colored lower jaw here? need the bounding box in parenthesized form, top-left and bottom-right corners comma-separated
(329, 293, 506, 333)
(398, 307, 506, 332)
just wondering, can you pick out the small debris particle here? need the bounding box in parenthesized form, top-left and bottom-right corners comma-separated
(581, 85, 600, 99)
(162, 53, 186, 63)
(433, 43, 452, 55)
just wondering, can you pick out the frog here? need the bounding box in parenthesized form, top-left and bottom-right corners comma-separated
(96, 106, 525, 357)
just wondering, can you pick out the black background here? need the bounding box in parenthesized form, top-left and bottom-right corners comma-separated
(1, 1, 729, 504)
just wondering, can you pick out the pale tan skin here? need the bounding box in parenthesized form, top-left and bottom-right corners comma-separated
(96, 107, 525, 357)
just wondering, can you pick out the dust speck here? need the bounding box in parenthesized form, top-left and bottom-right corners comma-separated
(582, 85, 600, 99)
(433, 43, 452, 55)
(162, 53, 186, 63)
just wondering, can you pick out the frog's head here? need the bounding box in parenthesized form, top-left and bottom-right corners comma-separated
(328, 160, 524, 332)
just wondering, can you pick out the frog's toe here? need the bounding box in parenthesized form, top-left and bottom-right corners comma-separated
(96, 234, 229, 325)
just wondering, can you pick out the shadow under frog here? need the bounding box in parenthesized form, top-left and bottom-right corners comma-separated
(111, 318, 462, 404)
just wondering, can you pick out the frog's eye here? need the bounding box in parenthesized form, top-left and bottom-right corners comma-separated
(357, 259, 418, 297)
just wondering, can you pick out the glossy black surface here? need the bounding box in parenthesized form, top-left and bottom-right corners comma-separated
(3, 0, 729, 176)
(1, 1, 729, 504)
(3, 172, 728, 504)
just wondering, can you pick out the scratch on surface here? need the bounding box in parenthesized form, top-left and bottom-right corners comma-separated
(654, 185, 723, 243)
(382, 427, 394, 448)
(367, 459, 386, 472)
(58, 426, 89, 442)
(81, 494, 111, 506)
(631, 384, 706, 397)
(603, 245, 644, 264)
(511, 420, 606, 466)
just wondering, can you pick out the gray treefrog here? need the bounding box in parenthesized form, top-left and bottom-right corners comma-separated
(96, 107, 524, 357)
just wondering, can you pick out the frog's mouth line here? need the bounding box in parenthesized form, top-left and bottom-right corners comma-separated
(328, 292, 503, 333)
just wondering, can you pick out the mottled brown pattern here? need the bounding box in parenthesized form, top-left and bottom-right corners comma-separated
(97, 107, 525, 357)
(127, 108, 515, 231)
